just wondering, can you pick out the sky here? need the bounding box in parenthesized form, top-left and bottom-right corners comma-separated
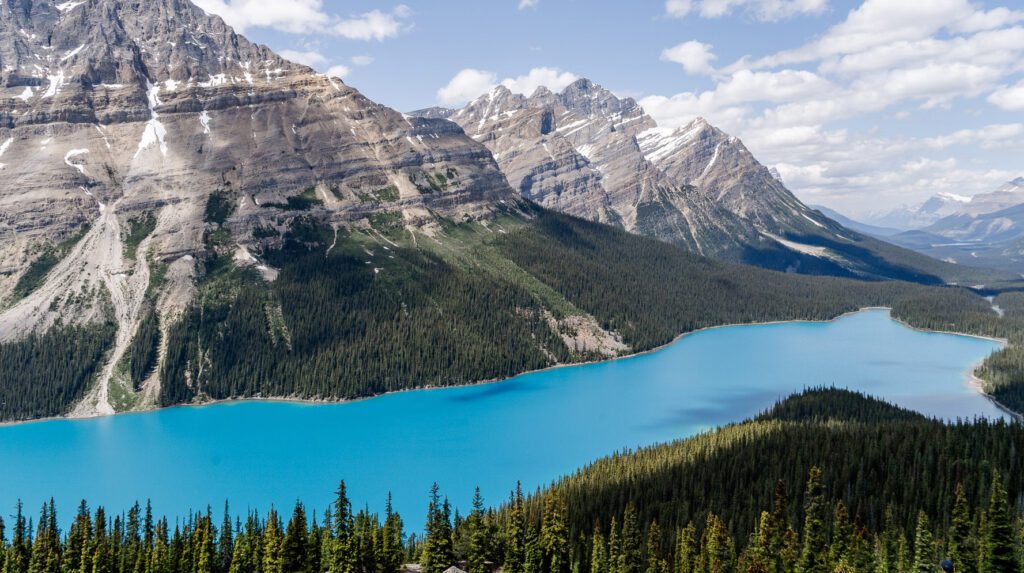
(191, 0, 1024, 218)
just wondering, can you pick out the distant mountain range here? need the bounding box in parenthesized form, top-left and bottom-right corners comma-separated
(865, 178, 1024, 232)
(836, 178, 1024, 274)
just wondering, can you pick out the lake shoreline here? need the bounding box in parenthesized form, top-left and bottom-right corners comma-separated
(2, 306, 1015, 428)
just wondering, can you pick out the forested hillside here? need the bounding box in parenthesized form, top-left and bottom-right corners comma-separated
(1, 390, 1020, 573)
(4, 205, 1024, 421)
(156, 206, 1016, 413)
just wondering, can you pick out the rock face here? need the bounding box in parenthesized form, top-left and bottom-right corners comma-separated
(0, 0, 518, 413)
(427, 82, 770, 257)
(421, 80, 869, 263)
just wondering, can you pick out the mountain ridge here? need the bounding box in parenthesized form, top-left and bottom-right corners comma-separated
(0, 0, 1016, 423)
(414, 79, 1004, 284)
(0, 0, 526, 416)
(877, 177, 1024, 273)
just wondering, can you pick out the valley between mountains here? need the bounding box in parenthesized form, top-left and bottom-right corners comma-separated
(1, 0, 1023, 424)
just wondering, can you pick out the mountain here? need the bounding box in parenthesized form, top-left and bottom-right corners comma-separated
(417, 85, 763, 258)
(0, 0, 527, 418)
(867, 179, 1024, 232)
(924, 177, 1024, 242)
(950, 177, 1024, 217)
(0, 0, 1014, 423)
(862, 192, 971, 230)
(885, 178, 1024, 274)
(416, 80, 995, 284)
(811, 205, 903, 237)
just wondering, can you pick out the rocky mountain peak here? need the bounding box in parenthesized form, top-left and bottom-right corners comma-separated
(2, 0, 311, 127)
(426, 76, 857, 265)
(0, 0, 520, 417)
(553, 78, 643, 122)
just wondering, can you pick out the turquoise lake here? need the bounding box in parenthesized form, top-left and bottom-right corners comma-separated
(0, 309, 1006, 530)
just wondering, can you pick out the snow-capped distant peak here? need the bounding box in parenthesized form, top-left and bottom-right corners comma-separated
(997, 177, 1024, 191)
(936, 192, 972, 203)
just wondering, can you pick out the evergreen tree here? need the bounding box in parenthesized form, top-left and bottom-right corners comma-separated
(306, 515, 322, 573)
(796, 467, 828, 573)
(696, 514, 734, 573)
(465, 489, 492, 573)
(28, 500, 60, 573)
(674, 523, 695, 573)
(779, 528, 799, 573)
(541, 495, 569, 573)
(591, 528, 607, 573)
(751, 512, 773, 573)
(332, 482, 354, 573)
(195, 512, 217, 573)
(218, 504, 233, 573)
(421, 485, 454, 573)
(92, 508, 115, 573)
(949, 483, 976, 573)
(644, 521, 664, 573)
(618, 505, 641, 573)
(379, 496, 404, 573)
(607, 519, 620, 573)
(846, 524, 873, 573)
(351, 508, 376, 573)
(523, 526, 542, 573)
(282, 503, 308, 573)
(983, 472, 1017, 573)
(150, 519, 171, 573)
(829, 501, 851, 568)
(875, 507, 899, 573)
(5, 501, 30, 573)
(912, 512, 934, 573)
(896, 533, 911, 573)
(262, 510, 283, 573)
(66, 504, 96, 573)
(504, 484, 526, 573)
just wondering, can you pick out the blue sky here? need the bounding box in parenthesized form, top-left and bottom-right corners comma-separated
(193, 0, 1024, 217)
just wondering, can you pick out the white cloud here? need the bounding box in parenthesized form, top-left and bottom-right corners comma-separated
(278, 49, 349, 78)
(501, 67, 579, 96)
(518, 0, 539, 9)
(661, 41, 717, 75)
(738, 0, 1023, 71)
(193, 0, 412, 40)
(278, 49, 328, 67)
(665, 0, 693, 18)
(639, 68, 836, 132)
(326, 65, 351, 79)
(437, 67, 579, 106)
(437, 69, 499, 106)
(644, 0, 1024, 213)
(988, 80, 1024, 111)
(665, 0, 825, 21)
(191, 0, 329, 34)
(333, 5, 412, 41)
(351, 55, 375, 66)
